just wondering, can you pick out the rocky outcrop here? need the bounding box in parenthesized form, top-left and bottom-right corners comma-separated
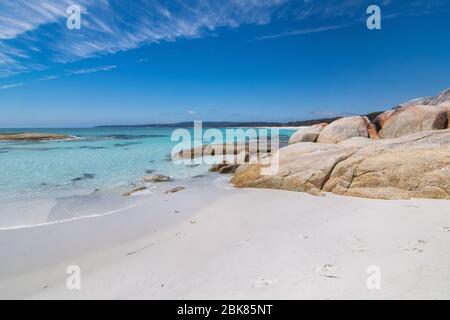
(174, 140, 275, 160)
(399, 88, 450, 107)
(375, 105, 448, 139)
(0, 133, 69, 141)
(323, 130, 450, 199)
(431, 88, 450, 106)
(398, 97, 434, 108)
(316, 116, 373, 144)
(288, 123, 328, 144)
(232, 129, 450, 200)
(232, 141, 361, 196)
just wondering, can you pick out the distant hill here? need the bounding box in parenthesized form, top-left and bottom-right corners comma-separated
(96, 112, 383, 128)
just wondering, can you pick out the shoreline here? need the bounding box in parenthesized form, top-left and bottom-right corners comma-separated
(1, 178, 449, 299)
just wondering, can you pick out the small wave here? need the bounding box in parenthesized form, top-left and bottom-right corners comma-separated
(0, 198, 153, 231)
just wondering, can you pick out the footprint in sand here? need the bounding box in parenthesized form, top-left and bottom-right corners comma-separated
(313, 264, 339, 279)
(401, 240, 427, 253)
(352, 237, 370, 254)
(314, 264, 337, 273)
(352, 245, 370, 253)
(252, 278, 278, 288)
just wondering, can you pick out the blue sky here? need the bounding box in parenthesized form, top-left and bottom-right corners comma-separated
(0, 0, 449, 128)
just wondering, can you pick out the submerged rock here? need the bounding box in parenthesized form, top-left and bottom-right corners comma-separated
(0, 133, 69, 141)
(232, 129, 450, 200)
(143, 174, 173, 183)
(71, 173, 96, 182)
(123, 186, 147, 196)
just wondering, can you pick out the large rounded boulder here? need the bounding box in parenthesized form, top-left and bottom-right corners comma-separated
(323, 129, 450, 200)
(316, 116, 373, 144)
(375, 105, 448, 139)
(231, 129, 450, 200)
(288, 123, 328, 144)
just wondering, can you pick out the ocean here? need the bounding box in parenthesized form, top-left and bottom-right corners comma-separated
(0, 127, 294, 228)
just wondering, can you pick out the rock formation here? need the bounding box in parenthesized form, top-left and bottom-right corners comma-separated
(399, 88, 450, 107)
(232, 129, 450, 200)
(0, 133, 69, 141)
(288, 123, 328, 144)
(375, 105, 448, 139)
(316, 116, 373, 144)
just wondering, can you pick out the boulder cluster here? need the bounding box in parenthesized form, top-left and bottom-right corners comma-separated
(232, 88, 450, 200)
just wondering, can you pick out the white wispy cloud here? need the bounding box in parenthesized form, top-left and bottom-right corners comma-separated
(0, 82, 24, 90)
(68, 65, 117, 75)
(0, 0, 286, 77)
(186, 110, 197, 115)
(0, 0, 95, 40)
(40, 75, 59, 81)
(255, 24, 347, 40)
(0, 0, 446, 78)
(137, 58, 150, 63)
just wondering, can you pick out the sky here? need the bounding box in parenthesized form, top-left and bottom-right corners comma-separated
(0, 0, 449, 128)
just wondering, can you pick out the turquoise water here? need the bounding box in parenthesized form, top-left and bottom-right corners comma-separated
(0, 127, 293, 202)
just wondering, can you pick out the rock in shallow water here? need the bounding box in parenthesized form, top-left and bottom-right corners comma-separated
(143, 174, 173, 183)
(123, 186, 147, 196)
(165, 187, 185, 194)
(0, 133, 69, 141)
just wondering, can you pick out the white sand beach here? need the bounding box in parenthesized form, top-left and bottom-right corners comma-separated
(1, 178, 449, 300)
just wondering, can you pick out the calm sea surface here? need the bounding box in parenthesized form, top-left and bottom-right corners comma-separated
(0, 127, 293, 202)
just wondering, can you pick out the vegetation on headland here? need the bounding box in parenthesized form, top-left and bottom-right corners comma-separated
(95, 111, 384, 129)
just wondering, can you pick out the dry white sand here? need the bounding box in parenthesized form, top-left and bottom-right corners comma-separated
(0, 179, 449, 299)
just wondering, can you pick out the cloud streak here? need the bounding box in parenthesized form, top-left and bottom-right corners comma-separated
(255, 24, 348, 40)
(68, 65, 117, 75)
(0, 0, 447, 78)
(0, 83, 24, 90)
(0, 0, 286, 77)
(40, 75, 59, 81)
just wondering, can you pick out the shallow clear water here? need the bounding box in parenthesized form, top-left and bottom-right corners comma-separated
(0, 127, 293, 199)
(0, 127, 293, 227)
